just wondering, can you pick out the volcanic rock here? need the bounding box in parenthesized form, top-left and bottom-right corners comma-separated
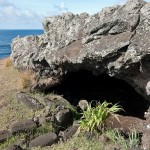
(11, 0, 150, 101)
(29, 132, 57, 148)
(10, 119, 37, 134)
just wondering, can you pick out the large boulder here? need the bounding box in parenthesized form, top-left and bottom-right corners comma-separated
(11, 0, 150, 101)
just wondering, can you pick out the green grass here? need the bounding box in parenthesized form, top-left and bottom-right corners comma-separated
(31, 133, 103, 150)
(0, 123, 54, 149)
(30, 129, 141, 150)
(33, 123, 54, 137)
(0, 134, 25, 149)
(79, 101, 122, 132)
(104, 129, 140, 149)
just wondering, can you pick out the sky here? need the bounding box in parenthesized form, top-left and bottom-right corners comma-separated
(0, 0, 149, 29)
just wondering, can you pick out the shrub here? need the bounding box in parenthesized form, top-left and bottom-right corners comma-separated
(79, 101, 122, 132)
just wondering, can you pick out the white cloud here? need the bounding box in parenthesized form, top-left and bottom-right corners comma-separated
(0, 0, 13, 7)
(0, 0, 43, 28)
(48, 2, 68, 16)
(0, 0, 69, 28)
(116, 0, 127, 5)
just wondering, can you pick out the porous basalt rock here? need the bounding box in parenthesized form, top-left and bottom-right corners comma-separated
(11, 0, 150, 101)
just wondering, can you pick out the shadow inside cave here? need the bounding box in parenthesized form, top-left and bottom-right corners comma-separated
(48, 70, 149, 119)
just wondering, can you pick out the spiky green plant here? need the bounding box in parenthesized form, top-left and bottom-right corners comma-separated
(79, 101, 122, 132)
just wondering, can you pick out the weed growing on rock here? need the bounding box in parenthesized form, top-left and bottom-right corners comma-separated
(79, 101, 122, 132)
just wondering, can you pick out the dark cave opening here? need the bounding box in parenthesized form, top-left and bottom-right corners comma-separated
(49, 70, 149, 119)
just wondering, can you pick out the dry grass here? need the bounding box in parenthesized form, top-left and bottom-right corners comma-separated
(4, 57, 13, 67)
(19, 70, 34, 89)
(0, 58, 34, 129)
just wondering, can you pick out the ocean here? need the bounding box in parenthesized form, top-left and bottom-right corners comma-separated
(0, 29, 44, 59)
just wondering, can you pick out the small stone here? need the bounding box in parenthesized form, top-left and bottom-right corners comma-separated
(78, 100, 88, 111)
(33, 117, 39, 124)
(59, 125, 79, 141)
(55, 109, 73, 129)
(10, 119, 37, 134)
(29, 132, 58, 148)
(38, 116, 47, 125)
(16, 92, 44, 110)
(56, 105, 65, 111)
(0, 130, 12, 143)
(42, 109, 50, 117)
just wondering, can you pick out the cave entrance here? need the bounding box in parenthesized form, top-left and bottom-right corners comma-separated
(49, 70, 149, 119)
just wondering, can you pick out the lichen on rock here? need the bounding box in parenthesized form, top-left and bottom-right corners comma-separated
(11, 0, 150, 101)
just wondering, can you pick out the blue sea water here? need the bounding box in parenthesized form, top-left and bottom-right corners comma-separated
(0, 29, 44, 59)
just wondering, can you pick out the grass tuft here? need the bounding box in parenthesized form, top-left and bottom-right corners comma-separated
(104, 128, 140, 149)
(79, 101, 122, 132)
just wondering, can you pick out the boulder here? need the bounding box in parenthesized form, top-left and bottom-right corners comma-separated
(55, 109, 73, 129)
(59, 124, 79, 141)
(0, 130, 11, 143)
(105, 115, 144, 132)
(10, 119, 37, 134)
(29, 132, 57, 148)
(11, 0, 150, 101)
(16, 92, 44, 110)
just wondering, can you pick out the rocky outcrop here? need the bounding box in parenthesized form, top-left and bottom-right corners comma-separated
(11, 0, 150, 101)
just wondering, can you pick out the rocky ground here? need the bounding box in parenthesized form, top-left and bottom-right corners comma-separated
(0, 58, 150, 150)
(0, 58, 34, 130)
(1, 0, 150, 149)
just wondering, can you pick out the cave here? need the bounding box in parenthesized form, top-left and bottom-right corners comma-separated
(49, 70, 149, 119)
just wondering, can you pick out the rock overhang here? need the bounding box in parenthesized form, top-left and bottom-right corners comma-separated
(11, 0, 150, 101)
